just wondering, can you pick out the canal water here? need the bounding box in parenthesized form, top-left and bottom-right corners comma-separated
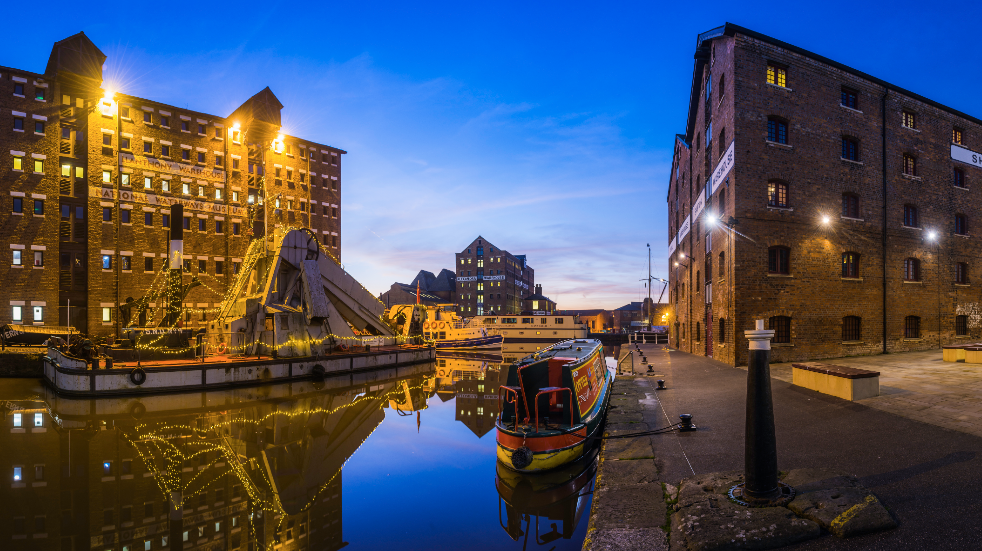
(0, 341, 596, 550)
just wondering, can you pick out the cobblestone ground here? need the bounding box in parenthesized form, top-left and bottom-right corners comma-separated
(770, 350, 982, 439)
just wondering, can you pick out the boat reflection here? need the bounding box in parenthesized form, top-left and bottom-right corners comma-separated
(0, 362, 433, 551)
(495, 444, 599, 549)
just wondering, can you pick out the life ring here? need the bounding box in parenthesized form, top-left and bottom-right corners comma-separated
(128, 401, 146, 419)
(129, 368, 147, 386)
(423, 322, 429, 330)
(217, 342, 227, 354)
(439, 370, 445, 376)
(439, 322, 445, 330)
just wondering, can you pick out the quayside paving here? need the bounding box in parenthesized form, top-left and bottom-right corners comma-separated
(583, 344, 982, 550)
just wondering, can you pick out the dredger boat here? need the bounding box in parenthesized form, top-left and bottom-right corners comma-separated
(495, 339, 612, 473)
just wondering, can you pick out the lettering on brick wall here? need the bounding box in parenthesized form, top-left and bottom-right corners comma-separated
(91, 187, 246, 216)
(120, 152, 225, 182)
(951, 144, 982, 170)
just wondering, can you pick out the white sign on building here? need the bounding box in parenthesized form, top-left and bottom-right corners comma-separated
(951, 144, 982, 169)
(678, 214, 691, 240)
(693, 193, 705, 221)
(710, 141, 735, 194)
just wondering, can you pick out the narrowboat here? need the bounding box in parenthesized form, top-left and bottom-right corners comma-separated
(496, 339, 612, 473)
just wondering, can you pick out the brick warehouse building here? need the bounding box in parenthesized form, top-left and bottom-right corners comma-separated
(1, 32, 343, 336)
(455, 236, 533, 316)
(668, 23, 982, 366)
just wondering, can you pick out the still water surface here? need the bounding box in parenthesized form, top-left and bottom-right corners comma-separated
(0, 342, 595, 550)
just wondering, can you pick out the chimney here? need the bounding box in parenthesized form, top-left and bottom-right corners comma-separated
(535, 284, 542, 295)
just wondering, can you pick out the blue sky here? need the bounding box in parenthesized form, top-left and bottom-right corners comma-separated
(9, 1, 980, 309)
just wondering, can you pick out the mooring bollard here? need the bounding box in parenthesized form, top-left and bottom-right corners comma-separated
(729, 319, 795, 506)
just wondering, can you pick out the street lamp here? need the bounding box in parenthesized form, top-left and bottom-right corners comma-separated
(821, 215, 830, 225)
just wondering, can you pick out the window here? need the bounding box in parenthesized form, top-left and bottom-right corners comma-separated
(842, 252, 860, 278)
(182, 149, 190, 161)
(162, 214, 169, 227)
(13, 155, 23, 171)
(718, 73, 725, 101)
(216, 261, 224, 275)
(215, 220, 223, 234)
(33, 199, 43, 215)
(102, 307, 112, 322)
(35, 87, 45, 101)
(904, 315, 920, 339)
(718, 251, 725, 280)
(161, 116, 169, 127)
(33, 159, 43, 173)
(842, 193, 860, 218)
(12, 306, 22, 322)
(34, 121, 44, 134)
(198, 260, 206, 273)
(121, 209, 131, 224)
(143, 141, 152, 154)
(161, 144, 170, 157)
(903, 153, 917, 176)
(181, 120, 189, 132)
(766, 64, 787, 87)
(120, 136, 131, 150)
(902, 111, 916, 129)
(769, 316, 791, 343)
(904, 258, 920, 281)
(12, 197, 22, 213)
(767, 180, 788, 208)
(768, 246, 790, 274)
(841, 87, 858, 109)
(12, 250, 21, 265)
(102, 255, 112, 270)
(103, 207, 112, 222)
(954, 168, 966, 188)
(842, 137, 859, 161)
(121, 256, 131, 271)
(145, 257, 153, 271)
(13, 117, 23, 130)
(198, 123, 205, 134)
(956, 262, 969, 284)
(198, 218, 206, 231)
(903, 204, 918, 228)
(956, 315, 969, 336)
(13, 467, 21, 481)
(718, 318, 726, 343)
(956, 213, 968, 235)
(33, 251, 42, 267)
(766, 118, 788, 144)
(232, 222, 240, 235)
(843, 316, 861, 341)
(695, 321, 701, 342)
(197, 152, 205, 163)
(12, 413, 21, 427)
(953, 128, 964, 145)
(102, 170, 111, 182)
(103, 134, 112, 146)
(183, 217, 191, 230)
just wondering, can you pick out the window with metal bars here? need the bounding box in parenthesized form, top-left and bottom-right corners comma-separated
(768, 180, 788, 208)
(904, 258, 920, 281)
(768, 246, 790, 274)
(953, 128, 963, 145)
(842, 193, 860, 218)
(903, 204, 918, 228)
(841, 137, 859, 161)
(842, 316, 861, 341)
(903, 154, 917, 176)
(842, 252, 860, 278)
(767, 118, 788, 144)
(956, 262, 969, 284)
(902, 111, 916, 129)
(769, 316, 791, 343)
(956, 315, 969, 336)
(954, 168, 966, 188)
(904, 315, 920, 339)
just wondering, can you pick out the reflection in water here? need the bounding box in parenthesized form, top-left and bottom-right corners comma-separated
(1, 340, 592, 550)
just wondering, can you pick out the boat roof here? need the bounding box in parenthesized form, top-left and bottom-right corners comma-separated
(517, 339, 601, 365)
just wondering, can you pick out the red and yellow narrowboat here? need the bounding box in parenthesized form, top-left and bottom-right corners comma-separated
(496, 339, 612, 473)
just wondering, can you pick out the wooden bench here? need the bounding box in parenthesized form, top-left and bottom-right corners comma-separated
(943, 344, 982, 362)
(791, 363, 879, 401)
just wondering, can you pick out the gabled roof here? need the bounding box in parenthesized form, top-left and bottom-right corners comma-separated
(614, 302, 643, 312)
(430, 269, 457, 292)
(44, 31, 106, 81)
(228, 87, 283, 130)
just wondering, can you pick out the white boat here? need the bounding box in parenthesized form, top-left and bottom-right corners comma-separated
(386, 304, 503, 350)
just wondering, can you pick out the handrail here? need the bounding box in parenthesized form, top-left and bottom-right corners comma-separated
(534, 387, 573, 433)
(515, 364, 535, 425)
(497, 386, 522, 430)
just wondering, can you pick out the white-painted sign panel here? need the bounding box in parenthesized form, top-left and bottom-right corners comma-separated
(679, 215, 691, 240)
(668, 235, 677, 257)
(693, 193, 705, 221)
(951, 144, 982, 169)
(710, 141, 735, 194)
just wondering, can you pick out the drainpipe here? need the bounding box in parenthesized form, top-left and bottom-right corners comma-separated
(881, 90, 888, 354)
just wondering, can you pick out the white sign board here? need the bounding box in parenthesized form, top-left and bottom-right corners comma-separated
(710, 141, 735, 194)
(667, 235, 677, 257)
(951, 144, 982, 169)
(693, 193, 705, 221)
(678, 214, 691, 241)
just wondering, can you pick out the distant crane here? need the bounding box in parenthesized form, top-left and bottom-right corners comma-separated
(639, 243, 669, 328)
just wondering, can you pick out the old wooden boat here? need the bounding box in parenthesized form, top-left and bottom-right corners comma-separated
(495, 339, 612, 473)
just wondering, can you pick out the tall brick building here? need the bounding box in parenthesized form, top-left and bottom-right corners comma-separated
(455, 236, 533, 316)
(1, 32, 343, 337)
(669, 23, 982, 366)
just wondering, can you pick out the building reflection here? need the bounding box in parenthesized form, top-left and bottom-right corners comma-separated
(0, 362, 434, 551)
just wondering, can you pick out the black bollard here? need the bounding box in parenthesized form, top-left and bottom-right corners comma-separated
(730, 319, 794, 506)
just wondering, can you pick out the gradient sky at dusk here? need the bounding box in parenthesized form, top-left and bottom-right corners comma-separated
(9, 1, 980, 309)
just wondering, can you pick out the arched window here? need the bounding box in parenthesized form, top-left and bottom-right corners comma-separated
(768, 180, 789, 208)
(718, 251, 726, 280)
(904, 258, 920, 281)
(842, 193, 860, 218)
(843, 316, 861, 341)
(903, 204, 918, 228)
(956, 262, 969, 284)
(768, 246, 790, 274)
(767, 117, 788, 144)
(904, 316, 920, 339)
(718, 318, 726, 343)
(769, 316, 791, 343)
(842, 252, 860, 278)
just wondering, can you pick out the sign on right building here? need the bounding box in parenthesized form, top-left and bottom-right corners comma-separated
(668, 23, 982, 367)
